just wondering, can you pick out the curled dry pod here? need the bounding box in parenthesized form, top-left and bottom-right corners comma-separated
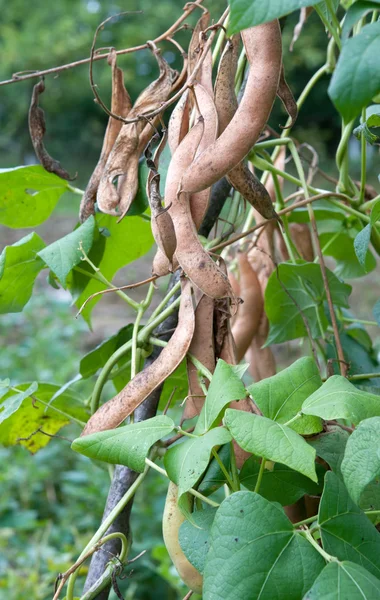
(152, 249, 179, 277)
(277, 65, 298, 128)
(98, 45, 177, 216)
(214, 33, 278, 222)
(181, 20, 282, 194)
(82, 279, 195, 436)
(190, 84, 219, 230)
(166, 119, 232, 298)
(183, 291, 215, 421)
(231, 253, 263, 363)
(28, 78, 74, 181)
(188, 10, 211, 77)
(162, 482, 203, 594)
(79, 49, 132, 222)
(168, 90, 190, 155)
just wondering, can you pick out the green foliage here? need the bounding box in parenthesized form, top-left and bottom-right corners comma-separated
(179, 507, 217, 574)
(224, 409, 318, 481)
(228, 0, 322, 32)
(308, 425, 349, 474)
(203, 491, 325, 599)
(304, 561, 380, 599)
(72, 415, 175, 472)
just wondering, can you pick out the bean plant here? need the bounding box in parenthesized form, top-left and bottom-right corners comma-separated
(1, 0, 380, 598)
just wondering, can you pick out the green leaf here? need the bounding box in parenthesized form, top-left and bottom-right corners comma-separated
(203, 491, 325, 599)
(72, 415, 175, 472)
(308, 426, 349, 474)
(316, 0, 340, 23)
(198, 444, 231, 496)
(264, 261, 351, 345)
(288, 199, 346, 224)
(0, 166, 69, 228)
(178, 507, 217, 574)
(319, 227, 376, 279)
(224, 409, 318, 481)
(341, 417, 380, 503)
(68, 213, 153, 324)
(342, 0, 380, 41)
(228, 0, 322, 33)
(371, 199, 380, 225)
(327, 332, 380, 391)
(79, 324, 134, 379)
(194, 359, 247, 435)
(0, 233, 46, 314)
(319, 472, 380, 578)
(158, 359, 190, 413)
(164, 428, 232, 502)
(248, 357, 323, 435)
(240, 456, 323, 505)
(0, 383, 88, 453)
(37, 216, 95, 286)
(354, 224, 372, 267)
(0, 379, 11, 400)
(328, 21, 380, 122)
(304, 561, 380, 599)
(0, 382, 38, 424)
(302, 375, 380, 424)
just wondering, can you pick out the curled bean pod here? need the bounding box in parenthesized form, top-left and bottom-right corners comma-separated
(188, 11, 211, 77)
(28, 79, 74, 181)
(162, 482, 203, 594)
(277, 65, 298, 128)
(79, 50, 132, 222)
(183, 291, 215, 421)
(152, 249, 179, 277)
(214, 34, 278, 222)
(81, 279, 195, 436)
(181, 20, 282, 194)
(231, 253, 263, 363)
(98, 45, 177, 216)
(190, 84, 219, 230)
(168, 90, 190, 155)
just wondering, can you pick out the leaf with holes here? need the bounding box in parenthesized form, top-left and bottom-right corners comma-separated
(203, 491, 325, 599)
(0, 165, 69, 228)
(0, 233, 46, 314)
(72, 415, 175, 472)
(224, 409, 317, 481)
(248, 357, 322, 435)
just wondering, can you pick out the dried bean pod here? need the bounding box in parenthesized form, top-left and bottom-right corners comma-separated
(28, 79, 74, 181)
(190, 84, 219, 230)
(168, 90, 190, 155)
(79, 50, 132, 222)
(163, 482, 203, 593)
(181, 21, 282, 193)
(277, 65, 298, 128)
(188, 11, 211, 77)
(183, 292, 215, 421)
(152, 249, 179, 277)
(231, 253, 263, 362)
(81, 279, 195, 435)
(98, 46, 177, 216)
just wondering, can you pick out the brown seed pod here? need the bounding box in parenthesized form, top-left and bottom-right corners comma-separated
(97, 45, 177, 217)
(162, 482, 203, 594)
(168, 90, 190, 155)
(81, 279, 195, 436)
(28, 78, 74, 181)
(188, 10, 211, 77)
(214, 33, 278, 222)
(189, 84, 219, 230)
(277, 65, 298, 128)
(152, 249, 179, 277)
(231, 253, 264, 363)
(278, 223, 315, 262)
(183, 291, 215, 421)
(181, 20, 282, 194)
(79, 49, 132, 222)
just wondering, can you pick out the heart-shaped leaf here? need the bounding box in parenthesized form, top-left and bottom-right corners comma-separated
(304, 561, 380, 599)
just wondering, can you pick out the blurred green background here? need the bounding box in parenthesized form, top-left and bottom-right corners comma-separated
(0, 1, 378, 598)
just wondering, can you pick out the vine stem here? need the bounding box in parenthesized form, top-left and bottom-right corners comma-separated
(0, 0, 206, 87)
(211, 448, 237, 492)
(64, 458, 155, 596)
(287, 141, 347, 377)
(144, 458, 220, 507)
(254, 458, 266, 494)
(359, 108, 367, 204)
(301, 528, 337, 563)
